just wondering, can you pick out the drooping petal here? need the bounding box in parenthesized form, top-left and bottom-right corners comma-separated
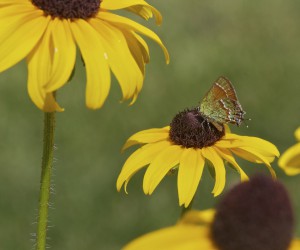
(70, 19, 111, 109)
(97, 12, 169, 63)
(121, 30, 149, 74)
(102, 0, 151, 10)
(126, 6, 157, 23)
(143, 145, 182, 195)
(217, 134, 279, 157)
(214, 147, 248, 181)
(130, 32, 150, 64)
(120, 30, 150, 104)
(123, 225, 216, 250)
(231, 147, 276, 178)
(101, 0, 162, 24)
(45, 19, 76, 92)
(178, 148, 205, 207)
(278, 143, 300, 176)
(27, 22, 63, 112)
(202, 147, 226, 196)
(117, 140, 172, 192)
(90, 18, 143, 102)
(122, 126, 170, 151)
(0, 12, 49, 72)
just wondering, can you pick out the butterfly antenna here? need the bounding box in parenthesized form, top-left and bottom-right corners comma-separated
(244, 118, 251, 128)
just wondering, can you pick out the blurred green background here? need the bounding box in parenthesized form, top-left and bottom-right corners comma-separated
(1, 0, 300, 249)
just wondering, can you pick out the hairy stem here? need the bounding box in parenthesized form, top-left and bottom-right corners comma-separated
(36, 112, 56, 250)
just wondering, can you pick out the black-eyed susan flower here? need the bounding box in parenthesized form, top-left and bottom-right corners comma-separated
(122, 175, 300, 250)
(117, 108, 279, 207)
(0, 0, 169, 111)
(279, 127, 300, 175)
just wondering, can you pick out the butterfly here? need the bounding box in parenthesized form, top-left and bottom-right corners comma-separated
(199, 76, 246, 132)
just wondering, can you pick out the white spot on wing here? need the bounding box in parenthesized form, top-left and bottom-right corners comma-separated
(104, 53, 108, 60)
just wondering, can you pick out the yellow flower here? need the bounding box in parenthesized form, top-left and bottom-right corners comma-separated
(279, 127, 300, 175)
(117, 108, 279, 207)
(123, 210, 218, 250)
(123, 210, 300, 250)
(123, 175, 300, 250)
(0, 0, 169, 111)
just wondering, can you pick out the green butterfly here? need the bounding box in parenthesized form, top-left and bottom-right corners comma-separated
(199, 76, 246, 131)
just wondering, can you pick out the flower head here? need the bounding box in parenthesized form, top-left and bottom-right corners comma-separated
(117, 108, 279, 207)
(278, 127, 300, 175)
(0, 0, 169, 111)
(122, 175, 300, 250)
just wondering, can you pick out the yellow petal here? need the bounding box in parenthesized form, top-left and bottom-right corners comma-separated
(0, 0, 24, 6)
(278, 143, 300, 176)
(214, 147, 248, 181)
(90, 18, 143, 102)
(97, 12, 169, 64)
(289, 239, 300, 250)
(217, 134, 279, 157)
(101, 0, 162, 24)
(102, 0, 151, 9)
(45, 19, 76, 92)
(123, 225, 215, 250)
(178, 148, 205, 207)
(120, 30, 149, 95)
(131, 32, 150, 64)
(179, 209, 215, 225)
(122, 126, 170, 151)
(0, 3, 37, 23)
(143, 145, 182, 194)
(231, 147, 276, 178)
(124, 31, 150, 105)
(27, 22, 63, 112)
(117, 140, 171, 192)
(129, 89, 140, 106)
(202, 147, 226, 196)
(295, 127, 300, 141)
(70, 19, 111, 109)
(43, 93, 64, 112)
(0, 12, 49, 72)
(126, 5, 162, 25)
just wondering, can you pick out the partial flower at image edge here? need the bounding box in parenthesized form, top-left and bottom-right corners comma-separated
(122, 175, 300, 250)
(279, 127, 300, 175)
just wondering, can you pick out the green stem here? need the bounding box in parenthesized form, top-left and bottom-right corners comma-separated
(180, 198, 194, 218)
(36, 112, 56, 250)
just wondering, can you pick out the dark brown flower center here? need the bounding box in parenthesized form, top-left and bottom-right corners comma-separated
(31, 0, 101, 19)
(169, 108, 224, 148)
(211, 175, 294, 250)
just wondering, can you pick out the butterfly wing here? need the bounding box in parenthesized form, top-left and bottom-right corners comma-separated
(200, 76, 245, 127)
